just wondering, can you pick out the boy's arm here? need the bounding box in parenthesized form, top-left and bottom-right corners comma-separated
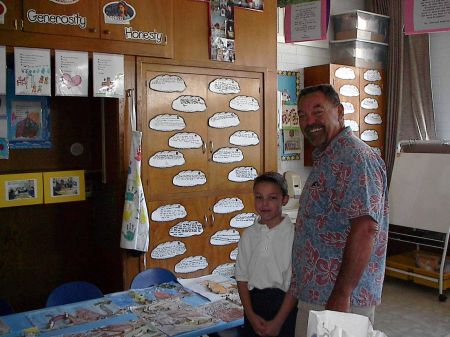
(237, 281, 267, 335)
(262, 291, 298, 336)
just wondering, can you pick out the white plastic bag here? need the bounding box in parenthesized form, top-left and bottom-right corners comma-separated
(307, 310, 388, 337)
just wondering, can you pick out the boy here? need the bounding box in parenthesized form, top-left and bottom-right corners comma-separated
(235, 172, 298, 337)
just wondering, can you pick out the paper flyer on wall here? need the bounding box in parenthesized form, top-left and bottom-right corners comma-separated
(404, 0, 450, 35)
(0, 46, 6, 95)
(93, 53, 124, 98)
(14, 47, 51, 96)
(55, 50, 89, 97)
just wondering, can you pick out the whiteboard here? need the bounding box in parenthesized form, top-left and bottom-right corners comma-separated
(389, 153, 450, 233)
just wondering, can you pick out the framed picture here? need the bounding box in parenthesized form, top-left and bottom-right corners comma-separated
(0, 172, 43, 208)
(43, 170, 86, 204)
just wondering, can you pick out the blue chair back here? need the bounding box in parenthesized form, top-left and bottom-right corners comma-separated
(0, 299, 14, 316)
(46, 281, 103, 307)
(130, 268, 177, 289)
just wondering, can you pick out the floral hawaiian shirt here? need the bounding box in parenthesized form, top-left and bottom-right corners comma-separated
(290, 127, 389, 307)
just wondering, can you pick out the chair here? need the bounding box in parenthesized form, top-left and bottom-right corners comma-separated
(46, 281, 103, 307)
(130, 268, 177, 289)
(0, 299, 14, 316)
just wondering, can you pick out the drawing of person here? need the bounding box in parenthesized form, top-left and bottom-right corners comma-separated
(116, 1, 131, 20)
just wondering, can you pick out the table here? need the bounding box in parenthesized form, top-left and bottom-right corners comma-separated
(0, 281, 244, 337)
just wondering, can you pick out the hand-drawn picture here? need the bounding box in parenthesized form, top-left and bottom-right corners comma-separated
(339, 84, 359, 97)
(172, 95, 207, 113)
(213, 197, 244, 214)
(364, 69, 382, 82)
(210, 229, 240, 245)
(281, 104, 299, 129)
(364, 113, 382, 125)
(149, 74, 186, 93)
(209, 78, 240, 94)
(55, 50, 88, 97)
(103, 1, 136, 24)
(14, 47, 51, 96)
(212, 147, 243, 163)
(151, 241, 187, 259)
(149, 151, 185, 168)
(342, 101, 355, 115)
(149, 114, 186, 132)
(228, 166, 258, 182)
(345, 119, 359, 132)
(151, 203, 187, 222)
(360, 129, 379, 142)
(230, 212, 256, 228)
(364, 83, 382, 96)
(229, 130, 259, 146)
(175, 256, 209, 273)
(212, 263, 236, 278)
(43, 170, 85, 204)
(172, 170, 207, 187)
(93, 53, 124, 98)
(334, 67, 356, 80)
(0, 173, 43, 208)
(361, 98, 379, 110)
(169, 220, 204, 238)
(281, 129, 302, 159)
(208, 112, 240, 128)
(230, 247, 238, 260)
(169, 132, 203, 149)
(229, 95, 260, 111)
(10, 101, 42, 140)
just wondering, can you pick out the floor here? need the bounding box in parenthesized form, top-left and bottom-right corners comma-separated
(375, 276, 450, 337)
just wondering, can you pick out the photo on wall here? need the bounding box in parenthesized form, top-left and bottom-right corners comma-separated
(43, 170, 86, 204)
(0, 172, 43, 208)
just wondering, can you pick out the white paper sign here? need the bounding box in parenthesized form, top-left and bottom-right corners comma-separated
(169, 132, 203, 149)
(151, 241, 187, 259)
(210, 229, 240, 246)
(173, 170, 207, 187)
(364, 113, 382, 125)
(169, 221, 204, 238)
(228, 167, 258, 182)
(230, 247, 238, 260)
(150, 74, 186, 92)
(212, 263, 236, 278)
(212, 147, 243, 163)
(151, 203, 187, 222)
(229, 130, 259, 146)
(339, 84, 359, 97)
(363, 69, 381, 82)
(175, 256, 208, 273)
(229, 95, 260, 111)
(364, 84, 382, 96)
(209, 78, 240, 94)
(345, 120, 359, 132)
(172, 95, 207, 113)
(149, 114, 186, 131)
(285, 1, 324, 42)
(93, 53, 124, 98)
(342, 102, 355, 115)
(14, 47, 51, 96)
(230, 212, 257, 228)
(361, 130, 379, 142)
(334, 67, 356, 80)
(208, 112, 240, 129)
(361, 98, 379, 110)
(149, 151, 185, 168)
(213, 197, 244, 214)
(0, 46, 6, 95)
(55, 50, 88, 97)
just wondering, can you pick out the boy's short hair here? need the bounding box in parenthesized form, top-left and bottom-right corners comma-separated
(253, 171, 288, 197)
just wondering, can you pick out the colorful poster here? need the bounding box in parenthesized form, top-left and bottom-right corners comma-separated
(10, 101, 43, 141)
(0, 46, 5, 95)
(404, 0, 450, 35)
(55, 50, 89, 97)
(93, 53, 124, 98)
(14, 47, 51, 96)
(284, 0, 329, 43)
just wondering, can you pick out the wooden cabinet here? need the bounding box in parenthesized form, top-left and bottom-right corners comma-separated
(0, 0, 21, 31)
(140, 62, 263, 277)
(304, 63, 386, 165)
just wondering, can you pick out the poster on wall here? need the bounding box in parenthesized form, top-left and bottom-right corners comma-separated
(0, 46, 6, 95)
(404, 0, 450, 35)
(93, 53, 124, 98)
(14, 47, 51, 96)
(55, 50, 89, 97)
(284, 0, 330, 43)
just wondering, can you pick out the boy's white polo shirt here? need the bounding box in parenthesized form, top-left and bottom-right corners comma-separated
(235, 214, 294, 292)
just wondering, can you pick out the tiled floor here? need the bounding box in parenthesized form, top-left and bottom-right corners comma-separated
(375, 276, 450, 337)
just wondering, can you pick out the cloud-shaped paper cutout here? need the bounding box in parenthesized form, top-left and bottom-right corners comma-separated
(173, 170, 207, 187)
(149, 114, 186, 131)
(230, 247, 238, 260)
(364, 113, 382, 125)
(169, 221, 204, 238)
(212, 263, 236, 278)
(363, 70, 382, 82)
(169, 132, 203, 149)
(149, 151, 185, 168)
(342, 102, 355, 115)
(361, 98, 379, 110)
(209, 78, 240, 94)
(230, 212, 257, 228)
(151, 241, 186, 259)
(175, 256, 208, 273)
(172, 95, 207, 112)
(345, 120, 359, 132)
(230, 95, 260, 111)
(340, 84, 359, 97)
(213, 197, 244, 214)
(210, 229, 240, 246)
(335, 67, 356, 80)
(209, 112, 240, 129)
(361, 130, 379, 142)
(149, 74, 186, 92)
(213, 147, 243, 163)
(228, 167, 258, 182)
(151, 204, 187, 222)
(229, 130, 259, 146)
(364, 84, 382, 96)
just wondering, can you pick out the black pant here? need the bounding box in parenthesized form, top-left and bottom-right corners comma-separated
(243, 288, 297, 337)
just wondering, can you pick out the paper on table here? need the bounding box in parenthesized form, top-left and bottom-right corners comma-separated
(177, 274, 238, 303)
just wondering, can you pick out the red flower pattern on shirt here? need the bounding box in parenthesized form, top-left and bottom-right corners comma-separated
(315, 258, 340, 285)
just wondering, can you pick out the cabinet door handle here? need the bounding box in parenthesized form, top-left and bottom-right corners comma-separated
(209, 140, 214, 154)
(89, 28, 97, 33)
(14, 19, 18, 30)
(20, 19, 24, 31)
(210, 213, 215, 226)
(103, 30, 111, 35)
(202, 141, 207, 154)
(204, 215, 208, 225)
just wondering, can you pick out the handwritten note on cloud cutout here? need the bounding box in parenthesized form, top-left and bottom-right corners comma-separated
(173, 170, 207, 187)
(175, 256, 208, 273)
(169, 132, 203, 149)
(342, 102, 355, 115)
(151, 203, 187, 222)
(151, 241, 186, 259)
(335, 67, 356, 80)
(363, 69, 381, 82)
(172, 95, 207, 112)
(228, 167, 258, 182)
(361, 98, 379, 110)
(169, 220, 204, 238)
(361, 130, 379, 142)
(210, 229, 241, 246)
(364, 113, 382, 125)
(209, 112, 240, 129)
(149, 151, 185, 168)
(364, 84, 382, 96)
(213, 197, 244, 214)
(149, 114, 186, 132)
(345, 120, 359, 132)
(230, 212, 257, 228)
(212, 263, 236, 278)
(149, 74, 186, 92)
(230, 247, 238, 261)
(213, 147, 243, 163)
(229, 130, 259, 146)
(340, 84, 359, 97)
(229, 96, 260, 111)
(209, 78, 240, 94)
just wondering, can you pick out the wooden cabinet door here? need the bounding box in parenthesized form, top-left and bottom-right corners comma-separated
(22, 0, 100, 38)
(0, 0, 21, 31)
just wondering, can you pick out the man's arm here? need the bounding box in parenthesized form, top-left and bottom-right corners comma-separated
(326, 215, 378, 312)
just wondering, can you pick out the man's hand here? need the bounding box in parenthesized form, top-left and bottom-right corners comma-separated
(325, 290, 350, 312)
